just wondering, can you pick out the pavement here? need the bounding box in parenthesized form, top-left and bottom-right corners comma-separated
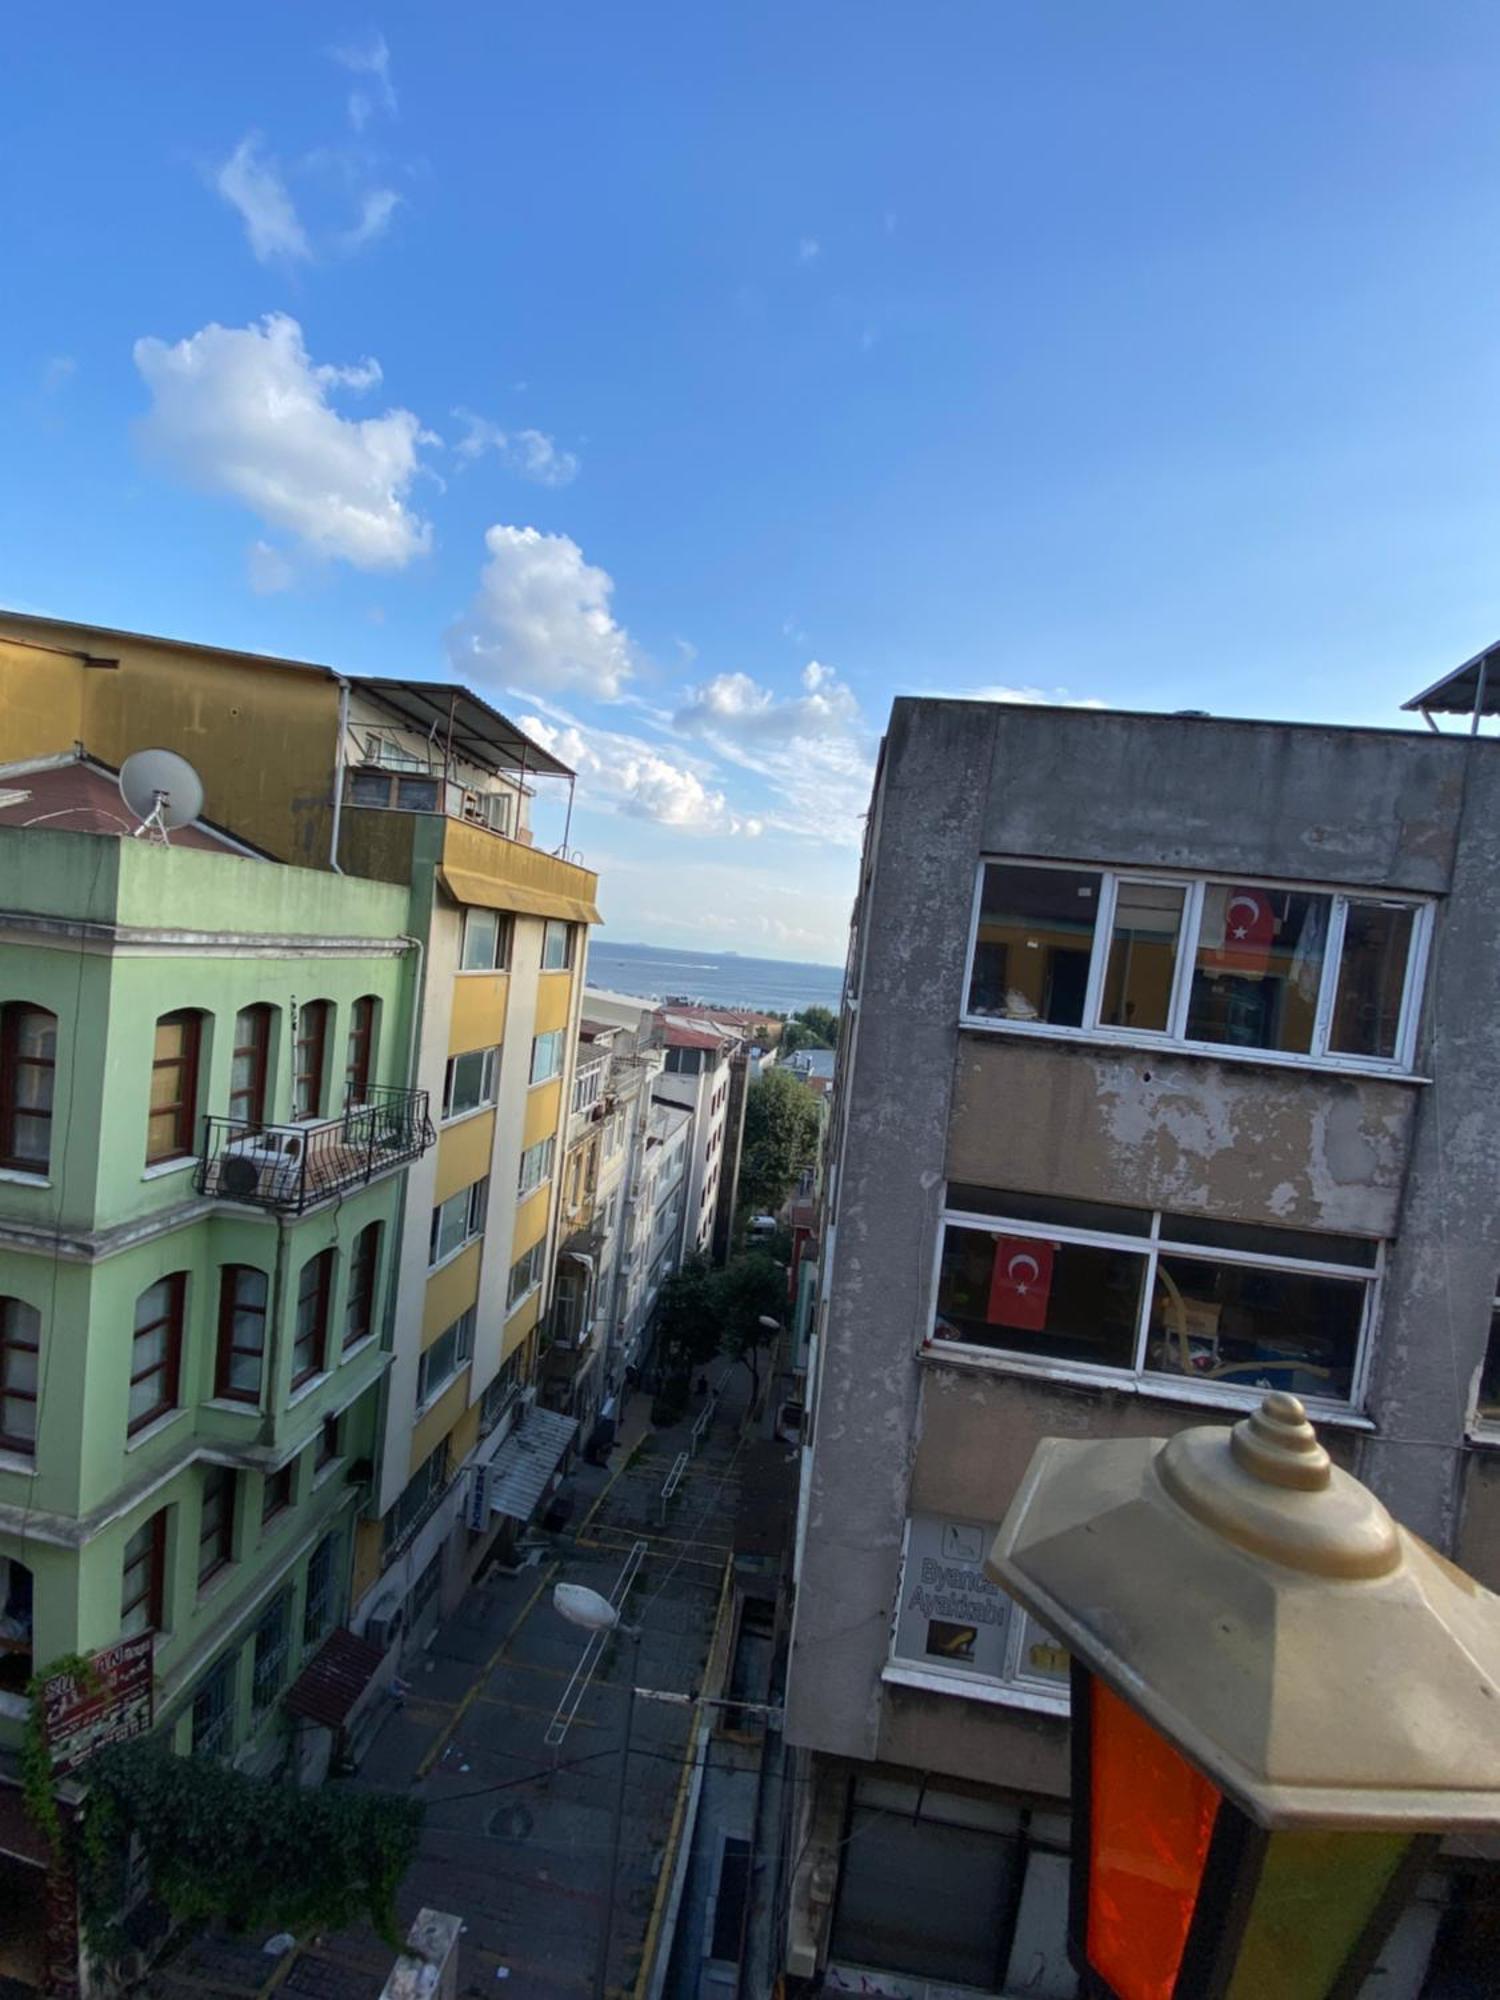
(150, 1370, 751, 2000)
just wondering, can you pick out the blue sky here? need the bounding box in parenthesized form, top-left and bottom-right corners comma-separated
(7, 5, 1500, 964)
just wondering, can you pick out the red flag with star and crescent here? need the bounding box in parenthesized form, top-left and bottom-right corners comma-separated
(987, 1237, 1055, 1332)
(1210, 886, 1276, 975)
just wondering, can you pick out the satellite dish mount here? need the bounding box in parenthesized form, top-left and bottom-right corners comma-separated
(118, 749, 205, 847)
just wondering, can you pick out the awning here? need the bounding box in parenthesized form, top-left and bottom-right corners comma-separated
(1403, 642, 1500, 715)
(283, 1627, 386, 1730)
(488, 1407, 578, 1521)
(438, 865, 601, 927)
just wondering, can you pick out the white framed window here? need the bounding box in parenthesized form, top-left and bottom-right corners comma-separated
(416, 1306, 476, 1407)
(429, 1177, 488, 1266)
(460, 907, 510, 972)
(530, 1029, 564, 1086)
(541, 920, 574, 972)
(507, 1239, 546, 1311)
(887, 1512, 1069, 1713)
(442, 1045, 499, 1120)
(931, 1186, 1378, 1413)
(571, 1061, 603, 1117)
(517, 1135, 555, 1197)
(963, 860, 1431, 1073)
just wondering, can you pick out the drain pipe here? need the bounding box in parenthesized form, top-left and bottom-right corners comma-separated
(399, 934, 425, 1090)
(329, 677, 350, 873)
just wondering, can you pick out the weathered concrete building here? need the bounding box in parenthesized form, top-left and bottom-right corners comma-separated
(783, 697, 1500, 1995)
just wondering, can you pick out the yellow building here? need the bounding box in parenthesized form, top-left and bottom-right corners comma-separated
(0, 612, 600, 1651)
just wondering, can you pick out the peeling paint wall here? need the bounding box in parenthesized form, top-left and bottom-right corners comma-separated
(786, 696, 1500, 1798)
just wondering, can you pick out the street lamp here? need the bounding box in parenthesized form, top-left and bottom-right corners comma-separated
(986, 1391, 1500, 2000)
(552, 1583, 642, 2000)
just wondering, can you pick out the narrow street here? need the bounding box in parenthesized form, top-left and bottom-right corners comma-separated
(152, 1371, 752, 2000)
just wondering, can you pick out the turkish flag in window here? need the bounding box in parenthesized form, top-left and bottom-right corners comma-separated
(1208, 886, 1276, 975)
(987, 1237, 1055, 1332)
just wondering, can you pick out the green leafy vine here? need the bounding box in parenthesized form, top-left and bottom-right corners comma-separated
(21, 1651, 102, 1853)
(75, 1739, 422, 1958)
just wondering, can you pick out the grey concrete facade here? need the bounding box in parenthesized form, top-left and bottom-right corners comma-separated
(783, 696, 1500, 1993)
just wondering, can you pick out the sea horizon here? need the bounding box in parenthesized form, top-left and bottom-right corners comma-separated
(585, 938, 844, 1016)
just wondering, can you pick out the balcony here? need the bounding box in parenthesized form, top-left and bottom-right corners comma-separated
(197, 1086, 434, 1215)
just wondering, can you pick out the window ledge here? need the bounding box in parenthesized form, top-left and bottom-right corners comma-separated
(528, 1076, 563, 1091)
(313, 1455, 346, 1489)
(1468, 1422, 1500, 1449)
(506, 1284, 541, 1319)
(517, 1177, 553, 1202)
(455, 966, 508, 977)
(196, 1562, 236, 1604)
(440, 1102, 496, 1131)
(0, 1450, 37, 1476)
(428, 1237, 480, 1278)
(141, 1156, 194, 1182)
(125, 1407, 191, 1453)
(881, 1661, 1069, 1718)
(0, 1168, 49, 1188)
(920, 1339, 1376, 1429)
(958, 1017, 1431, 1087)
(341, 1333, 379, 1364)
(287, 1371, 331, 1411)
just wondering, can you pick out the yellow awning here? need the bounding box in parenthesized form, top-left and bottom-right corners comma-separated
(438, 865, 601, 927)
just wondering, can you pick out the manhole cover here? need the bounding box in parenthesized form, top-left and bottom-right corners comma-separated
(487, 1804, 534, 1841)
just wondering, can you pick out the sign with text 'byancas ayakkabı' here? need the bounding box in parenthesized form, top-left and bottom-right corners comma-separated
(42, 1635, 155, 1776)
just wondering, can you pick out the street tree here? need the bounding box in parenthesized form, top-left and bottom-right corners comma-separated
(708, 1249, 787, 1402)
(737, 1067, 821, 1223)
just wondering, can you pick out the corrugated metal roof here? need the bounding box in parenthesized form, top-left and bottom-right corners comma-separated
(488, 1406, 578, 1521)
(1403, 642, 1500, 715)
(353, 677, 574, 777)
(283, 1627, 386, 1729)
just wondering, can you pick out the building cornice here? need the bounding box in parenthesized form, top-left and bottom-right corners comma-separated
(0, 910, 410, 959)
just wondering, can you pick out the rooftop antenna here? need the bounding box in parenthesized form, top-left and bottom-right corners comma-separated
(118, 747, 204, 845)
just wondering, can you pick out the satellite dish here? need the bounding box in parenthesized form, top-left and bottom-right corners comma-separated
(119, 748, 204, 843)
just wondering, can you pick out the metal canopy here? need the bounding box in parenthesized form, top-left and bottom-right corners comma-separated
(352, 676, 575, 778)
(488, 1407, 578, 1521)
(1402, 642, 1500, 716)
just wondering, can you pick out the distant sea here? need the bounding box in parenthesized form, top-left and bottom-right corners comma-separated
(586, 940, 843, 1016)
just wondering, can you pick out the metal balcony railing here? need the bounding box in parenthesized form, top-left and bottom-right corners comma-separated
(197, 1086, 435, 1215)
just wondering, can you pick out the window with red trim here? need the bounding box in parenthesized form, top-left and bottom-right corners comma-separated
(147, 1010, 203, 1164)
(120, 1508, 168, 1637)
(293, 1001, 331, 1120)
(262, 1460, 295, 1525)
(0, 1296, 40, 1454)
(291, 1249, 334, 1386)
(129, 1274, 185, 1435)
(0, 1003, 57, 1173)
(344, 1222, 381, 1350)
(345, 994, 377, 1102)
(215, 1265, 267, 1403)
(197, 1466, 236, 1588)
(229, 1004, 273, 1127)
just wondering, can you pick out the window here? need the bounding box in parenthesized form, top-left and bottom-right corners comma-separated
(382, 1444, 449, 1554)
(890, 1513, 1069, 1705)
(229, 1004, 273, 1126)
(120, 1509, 168, 1638)
(460, 907, 509, 971)
(147, 1010, 202, 1164)
(291, 1249, 335, 1387)
(964, 861, 1429, 1069)
(429, 1177, 488, 1265)
(129, 1274, 185, 1434)
(571, 1062, 603, 1116)
(191, 1653, 237, 1758)
(215, 1265, 267, 1403)
(251, 1591, 291, 1713)
(1477, 1297, 1500, 1428)
(530, 1029, 564, 1085)
(316, 1412, 341, 1468)
(344, 1222, 382, 1350)
(345, 995, 377, 1102)
(708, 1837, 752, 1964)
(541, 920, 574, 971)
(517, 1135, 555, 1197)
(347, 766, 441, 813)
(934, 1190, 1375, 1408)
(293, 1000, 331, 1120)
(0, 1003, 57, 1172)
(304, 1531, 340, 1645)
(262, 1460, 295, 1526)
(417, 1306, 476, 1406)
(197, 1466, 236, 1589)
(443, 1045, 499, 1119)
(507, 1240, 546, 1311)
(0, 1296, 41, 1453)
(479, 1338, 531, 1432)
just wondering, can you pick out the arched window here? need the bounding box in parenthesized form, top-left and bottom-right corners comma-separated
(345, 995, 378, 1104)
(129, 1274, 185, 1435)
(292, 1248, 335, 1387)
(147, 1010, 204, 1165)
(344, 1221, 382, 1350)
(215, 1265, 268, 1403)
(0, 1296, 40, 1454)
(0, 1003, 57, 1173)
(229, 1005, 274, 1128)
(293, 1001, 332, 1120)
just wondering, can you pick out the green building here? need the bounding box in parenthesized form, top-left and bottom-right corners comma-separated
(0, 784, 431, 1934)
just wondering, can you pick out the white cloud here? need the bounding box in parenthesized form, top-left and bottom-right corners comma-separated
(340, 186, 401, 250)
(451, 411, 578, 486)
(448, 525, 634, 697)
(133, 314, 433, 569)
(246, 540, 296, 594)
(798, 236, 821, 264)
(958, 683, 1108, 708)
(215, 134, 311, 263)
(520, 712, 760, 837)
(674, 660, 874, 845)
(332, 31, 397, 128)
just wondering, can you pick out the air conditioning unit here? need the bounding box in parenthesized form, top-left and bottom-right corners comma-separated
(218, 1124, 308, 1200)
(362, 1598, 405, 1653)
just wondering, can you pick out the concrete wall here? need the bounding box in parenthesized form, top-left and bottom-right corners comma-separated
(787, 695, 1500, 1791)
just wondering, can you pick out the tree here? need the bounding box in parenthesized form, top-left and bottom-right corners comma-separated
(707, 1250, 788, 1402)
(795, 1004, 840, 1047)
(736, 1067, 822, 1224)
(652, 1257, 718, 1418)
